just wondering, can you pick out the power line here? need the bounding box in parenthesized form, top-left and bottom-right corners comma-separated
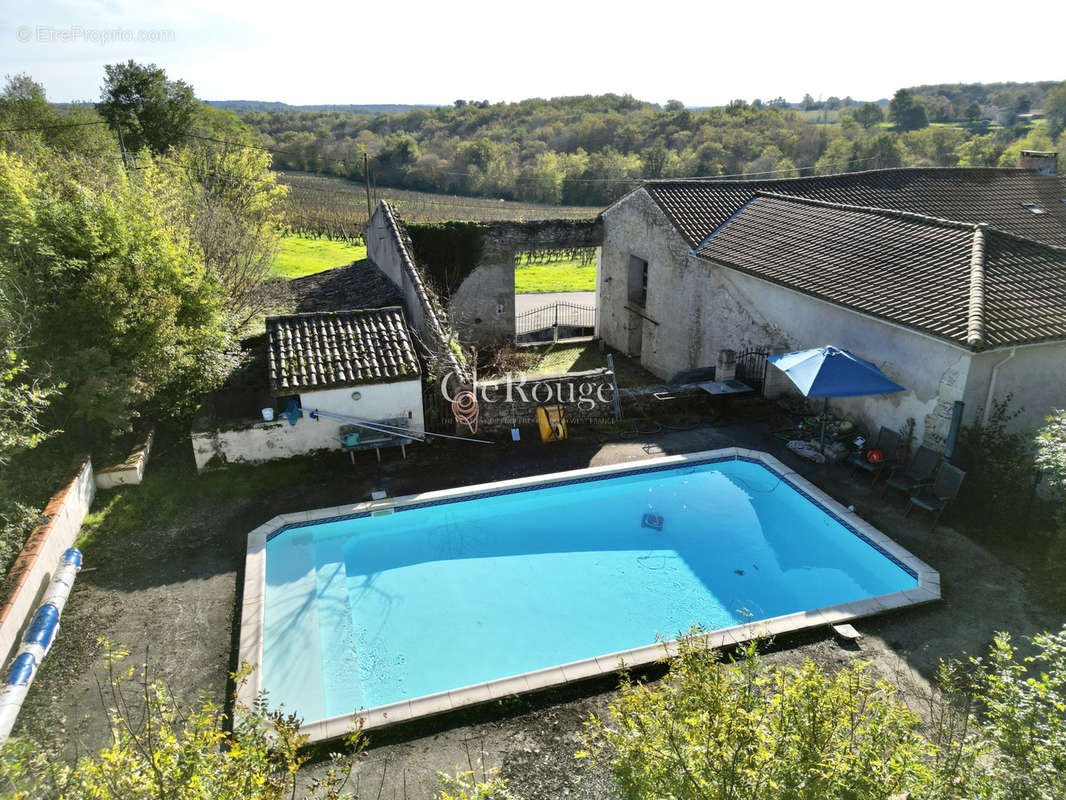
(0, 120, 108, 134)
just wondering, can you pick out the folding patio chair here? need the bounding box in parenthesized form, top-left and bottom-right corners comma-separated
(883, 445, 940, 497)
(905, 463, 966, 530)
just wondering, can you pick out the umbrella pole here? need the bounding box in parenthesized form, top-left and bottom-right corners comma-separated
(819, 397, 828, 450)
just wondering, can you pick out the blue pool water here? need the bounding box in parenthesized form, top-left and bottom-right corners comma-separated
(262, 459, 917, 722)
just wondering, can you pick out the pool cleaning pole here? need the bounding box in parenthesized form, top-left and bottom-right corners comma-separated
(0, 547, 83, 742)
(298, 408, 492, 445)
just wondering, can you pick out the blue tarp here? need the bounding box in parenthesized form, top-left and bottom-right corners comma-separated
(767, 346, 905, 398)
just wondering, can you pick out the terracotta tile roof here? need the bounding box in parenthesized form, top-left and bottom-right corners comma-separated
(695, 194, 1066, 348)
(288, 259, 402, 313)
(643, 168, 1066, 248)
(266, 307, 420, 394)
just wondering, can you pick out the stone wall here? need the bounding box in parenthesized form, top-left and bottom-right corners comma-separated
(474, 368, 616, 431)
(95, 429, 154, 489)
(0, 457, 95, 667)
(449, 219, 602, 346)
(599, 187, 981, 447)
(364, 202, 468, 380)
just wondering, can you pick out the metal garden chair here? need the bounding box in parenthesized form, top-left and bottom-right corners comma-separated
(883, 445, 940, 497)
(905, 463, 966, 529)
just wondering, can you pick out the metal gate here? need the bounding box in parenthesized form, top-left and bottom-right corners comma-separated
(735, 349, 769, 393)
(422, 381, 455, 434)
(515, 302, 595, 344)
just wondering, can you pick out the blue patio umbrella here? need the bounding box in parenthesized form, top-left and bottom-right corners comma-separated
(767, 346, 905, 448)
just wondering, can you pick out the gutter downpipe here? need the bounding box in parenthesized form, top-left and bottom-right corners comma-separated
(982, 347, 1017, 426)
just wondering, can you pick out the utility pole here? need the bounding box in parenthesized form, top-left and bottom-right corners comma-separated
(114, 123, 129, 171)
(364, 152, 372, 221)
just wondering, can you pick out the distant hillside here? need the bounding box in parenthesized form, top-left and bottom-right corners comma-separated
(904, 81, 1061, 115)
(205, 100, 439, 114)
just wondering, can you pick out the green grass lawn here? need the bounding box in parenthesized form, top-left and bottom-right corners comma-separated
(271, 235, 367, 279)
(514, 256, 596, 293)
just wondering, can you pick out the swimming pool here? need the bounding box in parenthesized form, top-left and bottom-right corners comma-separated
(238, 449, 939, 741)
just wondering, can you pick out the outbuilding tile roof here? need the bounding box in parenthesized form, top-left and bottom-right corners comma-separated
(695, 193, 1066, 348)
(266, 307, 420, 395)
(288, 259, 403, 313)
(643, 168, 1066, 248)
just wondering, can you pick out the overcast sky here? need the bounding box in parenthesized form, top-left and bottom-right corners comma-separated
(1, 0, 1063, 107)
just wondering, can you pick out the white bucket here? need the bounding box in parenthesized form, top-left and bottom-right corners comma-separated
(261, 407, 275, 421)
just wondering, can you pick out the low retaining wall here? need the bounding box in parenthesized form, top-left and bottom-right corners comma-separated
(476, 369, 616, 431)
(191, 417, 348, 471)
(0, 457, 95, 667)
(95, 429, 154, 489)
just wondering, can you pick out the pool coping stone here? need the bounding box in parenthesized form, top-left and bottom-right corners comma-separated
(236, 447, 941, 743)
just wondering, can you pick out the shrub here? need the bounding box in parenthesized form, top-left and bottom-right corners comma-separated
(0, 647, 364, 800)
(953, 396, 1039, 529)
(0, 646, 514, 800)
(1035, 409, 1066, 500)
(970, 628, 1066, 800)
(581, 637, 987, 800)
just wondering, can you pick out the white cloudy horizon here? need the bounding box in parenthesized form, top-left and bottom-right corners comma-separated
(0, 0, 1063, 108)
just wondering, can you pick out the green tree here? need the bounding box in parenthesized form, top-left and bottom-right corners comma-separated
(639, 144, 669, 178)
(903, 126, 966, 166)
(168, 129, 288, 329)
(956, 132, 1003, 166)
(814, 137, 855, 174)
(1045, 80, 1066, 138)
(0, 75, 113, 155)
(889, 88, 929, 132)
(854, 132, 904, 169)
(0, 349, 57, 462)
(997, 130, 1055, 168)
(966, 101, 984, 124)
(853, 102, 884, 129)
(97, 60, 198, 154)
(0, 147, 235, 431)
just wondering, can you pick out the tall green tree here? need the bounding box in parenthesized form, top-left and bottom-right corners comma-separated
(1045, 80, 1066, 138)
(853, 102, 884, 129)
(97, 60, 197, 154)
(0, 147, 235, 431)
(889, 89, 929, 132)
(170, 133, 288, 328)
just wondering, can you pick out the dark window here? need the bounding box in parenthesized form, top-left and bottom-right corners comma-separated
(628, 255, 649, 308)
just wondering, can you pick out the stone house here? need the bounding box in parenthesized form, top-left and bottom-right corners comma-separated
(598, 167, 1066, 446)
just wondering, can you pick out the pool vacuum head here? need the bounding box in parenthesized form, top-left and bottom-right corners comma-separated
(641, 513, 664, 531)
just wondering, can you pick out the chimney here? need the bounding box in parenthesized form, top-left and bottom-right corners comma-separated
(1017, 150, 1057, 175)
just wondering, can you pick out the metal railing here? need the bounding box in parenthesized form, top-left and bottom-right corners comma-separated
(735, 349, 769, 393)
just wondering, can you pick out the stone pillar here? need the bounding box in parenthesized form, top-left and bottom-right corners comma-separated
(761, 344, 791, 398)
(716, 349, 736, 382)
